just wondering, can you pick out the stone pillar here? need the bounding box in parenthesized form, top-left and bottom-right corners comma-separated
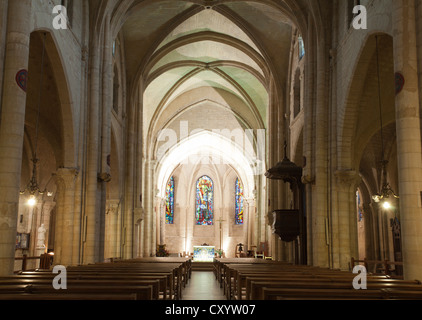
(335, 170, 361, 270)
(312, 30, 330, 268)
(105, 199, 120, 259)
(392, 0, 422, 281)
(0, 0, 31, 276)
(245, 197, 255, 254)
(84, 34, 101, 264)
(53, 168, 78, 266)
(142, 161, 154, 257)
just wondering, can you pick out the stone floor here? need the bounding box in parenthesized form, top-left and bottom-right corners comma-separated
(182, 271, 227, 300)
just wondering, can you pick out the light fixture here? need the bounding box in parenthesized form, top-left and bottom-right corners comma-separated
(20, 33, 52, 205)
(371, 35, 399, 208)
(27, 195, 37, 207)
(382, 200, 392, 210)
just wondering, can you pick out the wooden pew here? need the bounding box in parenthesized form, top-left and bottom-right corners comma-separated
(0, 293, 139, 300)
(249, 279, 422, 300)
(0, 278, 161, 300)
(0, 257, 191, 301)
(0, 283, 154, 300)
(225, 264, 343, 300)
(215, 258, 422, 301)
(244, 275, 421, 300)
(76, 257, 190, 299)
(65, 261, 182, 299)
(262, 287, 422, 300)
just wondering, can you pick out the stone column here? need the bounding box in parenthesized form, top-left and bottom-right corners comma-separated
(312, 29, 330, 268)
(335, 170, 361, 270)
(392, 0, 422, 281)
(104, 200, 116, 259)
(0, 0, 31, 276)
(53, 168, 78, 266)
(84, 35, 101, 264)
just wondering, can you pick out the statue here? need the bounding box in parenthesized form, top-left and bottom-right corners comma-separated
(37, 224, 46, 248)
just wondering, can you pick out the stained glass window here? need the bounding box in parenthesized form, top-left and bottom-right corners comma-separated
(196, 176, 214, 225)
(298, 35, 305, 60)
(165, 176, 175, 224)
(235, 178, 244, 225)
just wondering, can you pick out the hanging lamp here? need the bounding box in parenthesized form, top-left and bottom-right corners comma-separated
(371, 35, 399, 208)
(20, 33, 52, 206)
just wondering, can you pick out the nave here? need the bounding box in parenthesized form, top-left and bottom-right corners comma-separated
(181, 271, 226, 301)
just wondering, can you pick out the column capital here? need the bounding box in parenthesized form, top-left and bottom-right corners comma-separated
(106, 199, 121, 215)
(54, 167, 79, 189)
(335, 170, 361, 190)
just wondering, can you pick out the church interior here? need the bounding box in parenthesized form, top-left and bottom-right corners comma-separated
(0, 0, 422, 302)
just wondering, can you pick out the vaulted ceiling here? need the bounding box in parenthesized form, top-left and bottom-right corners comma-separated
(118, 0, 295, 135)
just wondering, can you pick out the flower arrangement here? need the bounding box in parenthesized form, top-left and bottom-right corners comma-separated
(156, 244, 170, 257)
(215, 249, 224, 258)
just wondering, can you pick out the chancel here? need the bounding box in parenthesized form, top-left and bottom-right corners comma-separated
(0, 0, 422, 303)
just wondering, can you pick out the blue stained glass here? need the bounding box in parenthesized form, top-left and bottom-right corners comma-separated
(235, 178, 244, 225)
(196, 176, 213, 225)
(298, 35, 305, 60)
(166, 176, 175, 224)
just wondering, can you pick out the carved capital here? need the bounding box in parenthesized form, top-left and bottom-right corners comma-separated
(54, 167, 79, 190)
(98, 172, 112, 183)
(106, 199, 121, 215)
(335, 170, 361, 190)
(134, 207, 144, 222)
(301, 174, 315, 185)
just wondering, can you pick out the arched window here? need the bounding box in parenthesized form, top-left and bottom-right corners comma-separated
(165, 176, 175, 224)
(196, 176, 214, 225)
(235, 178, 244, 225)
(298, 35, 305, 60)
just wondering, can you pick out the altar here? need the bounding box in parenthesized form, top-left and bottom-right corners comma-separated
(193, 246, 215, 262)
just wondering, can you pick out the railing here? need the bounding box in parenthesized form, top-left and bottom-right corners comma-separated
(14, 254, 53, 273)
(351, 257, 404, 278)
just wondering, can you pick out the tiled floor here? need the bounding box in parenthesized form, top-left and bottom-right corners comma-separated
(182, 271, 227, 300)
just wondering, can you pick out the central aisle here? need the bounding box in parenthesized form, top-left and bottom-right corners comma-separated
(182, 271, 227, 300)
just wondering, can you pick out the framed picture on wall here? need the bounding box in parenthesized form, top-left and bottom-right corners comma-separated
(16, 233, 30, 250)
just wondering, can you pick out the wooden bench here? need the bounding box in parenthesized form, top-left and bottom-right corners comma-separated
(0, 293, 139, 300)
(65, 261, 182, 299)
(214, 258, 422, 301)
(351, 258, 404, 278)
(249, 279, 422, 300)
(0, 257, 192, 301)
(261, 287, 422, 300)
(0, 278, 161, 300)
(244, 275, 421, 300)
(0, 283, 154, 300)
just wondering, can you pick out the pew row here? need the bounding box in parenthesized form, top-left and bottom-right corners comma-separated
(213, 258, 422, 300)
(0, 257, 192, 301)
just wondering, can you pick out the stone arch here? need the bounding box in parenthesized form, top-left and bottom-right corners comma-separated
(31, 30, 76, 167)
(22, 30, 76, 196)
(338, 33, 394, 171)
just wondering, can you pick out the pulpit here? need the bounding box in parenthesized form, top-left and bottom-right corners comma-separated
(265, 144, 307, 265)
(193, 246, 215, 262)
